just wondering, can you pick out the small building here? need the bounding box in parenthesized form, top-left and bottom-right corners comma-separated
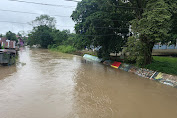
(18, 38, 24, 47)
(0, 37, 16, 49)
(0, 37, 17, 65)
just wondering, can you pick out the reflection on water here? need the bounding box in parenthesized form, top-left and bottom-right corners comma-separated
(0, 47, 177, 118)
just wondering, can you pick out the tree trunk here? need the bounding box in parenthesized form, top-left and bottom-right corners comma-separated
(144, 43, 154, 65)
(141, 38, 155, 65)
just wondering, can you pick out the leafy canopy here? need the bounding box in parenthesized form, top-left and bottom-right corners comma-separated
(30, 14, 56, 29)
(126, 0, 174, 65)
(6, 31, 17, 41)
(71, 0, 133, 59)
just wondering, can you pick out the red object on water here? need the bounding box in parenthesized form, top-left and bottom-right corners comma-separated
(111, 61, 121, 69)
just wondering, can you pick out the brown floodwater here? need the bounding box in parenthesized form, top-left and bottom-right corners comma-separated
(0, 47, 177, 118)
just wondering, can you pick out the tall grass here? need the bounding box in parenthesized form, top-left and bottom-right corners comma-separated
(49, 45, 76, 53)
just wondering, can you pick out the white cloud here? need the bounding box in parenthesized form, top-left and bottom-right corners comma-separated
(0, 0, 80, 34)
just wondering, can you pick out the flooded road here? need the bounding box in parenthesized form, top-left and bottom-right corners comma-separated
(0, 47, 177, 118)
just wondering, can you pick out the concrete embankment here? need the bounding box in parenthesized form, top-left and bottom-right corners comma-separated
(83, 54, 177, 88)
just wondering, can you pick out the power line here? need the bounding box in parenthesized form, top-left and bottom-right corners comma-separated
(0, 9, 131, 22)
(56, 25, 130, 29)
(8, 0, 171, 11)
(0, 20, 27, 24)
(64, 0, 81, 2)
(8, 0, 146, 10)
(28, 34, 120, 37)
(0, 21, 126, 37)
(8, 0, 76, 8)
(0, 20, 130, 29)
(0, 20, 71, 27)
(114, 5, 146, 10)
(73, 26, 129, 29)
(0, 20, 73, 27)
(78, 34, 120, 37)
(75, 18, 130, 22)
(0, 9, 69, 17)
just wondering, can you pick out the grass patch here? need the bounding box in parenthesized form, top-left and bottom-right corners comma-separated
(145, 56, 177, 75)
(49, 45, 76, 53)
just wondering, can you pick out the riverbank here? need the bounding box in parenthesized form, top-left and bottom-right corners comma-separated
(49, 46, 98, 57)
(49, 48, 177, 87)
(83, 54, 177, 88)
(50, 48, 177, 75)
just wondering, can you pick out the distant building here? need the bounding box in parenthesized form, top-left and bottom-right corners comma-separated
(0, 37, 16, 49)
(16, 35, 21, 39)
(18, 38, 24, 47)
(16, 35, 25, 47)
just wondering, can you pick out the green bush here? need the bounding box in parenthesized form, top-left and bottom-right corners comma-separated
(47, 45, 52, 49)
(50, 45, 76, 53)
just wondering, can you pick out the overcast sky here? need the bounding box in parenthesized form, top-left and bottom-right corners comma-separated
(0, 0, 80, 35)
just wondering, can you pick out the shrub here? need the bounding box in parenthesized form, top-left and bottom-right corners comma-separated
(50, 45, 76, 53)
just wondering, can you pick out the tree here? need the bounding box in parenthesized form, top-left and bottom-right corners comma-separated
(126, 0, 173, 65)
(28, 25, 54, 48)
(6, 31, 17, 41)
(71, 0, 133, 59)
(28, 15, 57, 48)
(17, 32, 22, 37)
(30, 14, 56, 29)
(169, 0, 177, 44)
(52, 30, 70, 46)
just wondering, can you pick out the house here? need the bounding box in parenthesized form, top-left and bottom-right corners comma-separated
(18, 38, 24, 47)
(0, 37, 17, 65)
(16, 35, 24, 47)
(0, 37, 16, 49)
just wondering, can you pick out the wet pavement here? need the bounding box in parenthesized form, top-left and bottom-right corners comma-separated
(0, 47, 177, 118)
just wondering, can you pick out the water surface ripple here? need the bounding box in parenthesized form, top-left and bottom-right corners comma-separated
(0, 47, 177, 118)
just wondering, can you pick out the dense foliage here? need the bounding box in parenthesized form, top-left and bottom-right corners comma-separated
(27, 0, 177, 66)
(71, 0, 133, 59)
(30, 14, 56, 29)
(71, 0, 177, 65)
(28, 15, 77, 53)
(28, 25, 54, 48)
(126, 0, 177, 66)
(5, 31, 17, 41)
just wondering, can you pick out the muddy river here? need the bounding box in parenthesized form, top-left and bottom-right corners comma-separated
(0, 47, 177, 118)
